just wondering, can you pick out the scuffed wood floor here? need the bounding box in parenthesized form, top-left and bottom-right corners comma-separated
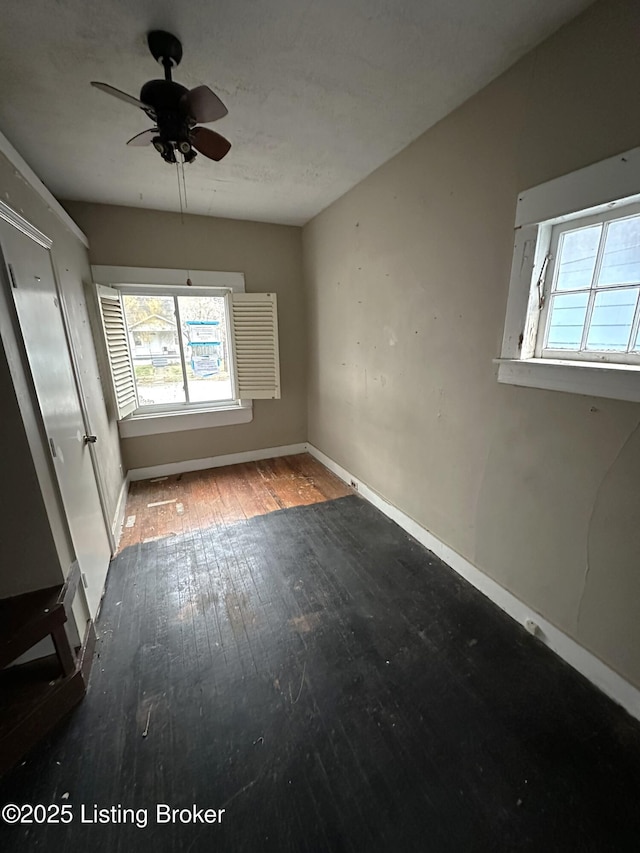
(120, 453, 352, 549)
(2, 474, 640, 850)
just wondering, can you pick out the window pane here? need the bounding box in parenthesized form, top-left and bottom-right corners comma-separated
(555, 225, 601, 291)
(123, 295, 185, 406)
(597, 215, 640, 286)
(585, 287, 639, 352)
(178, 295, 233, 403)
(545, 292, 589, 350)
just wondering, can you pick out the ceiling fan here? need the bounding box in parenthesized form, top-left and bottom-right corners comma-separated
(91, 30, 231, 165)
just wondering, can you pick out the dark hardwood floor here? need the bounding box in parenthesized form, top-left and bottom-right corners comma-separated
(1, 459, 640, 851)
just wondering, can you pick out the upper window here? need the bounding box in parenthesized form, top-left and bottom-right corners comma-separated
(497, 146, 640, 403)
(539, 206, 640, 364)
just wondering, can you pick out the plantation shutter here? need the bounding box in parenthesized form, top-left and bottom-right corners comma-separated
(96, 284, 137, 418)
(230, 292, 281, 399)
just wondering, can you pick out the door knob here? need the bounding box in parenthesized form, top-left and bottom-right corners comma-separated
(83, 434, 98, 444)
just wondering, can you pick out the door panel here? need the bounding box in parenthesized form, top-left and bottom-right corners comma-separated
(0, 222, 110, 616)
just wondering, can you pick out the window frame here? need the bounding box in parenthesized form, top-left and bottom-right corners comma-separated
(91, 267, 254, 437)
(118, 284, 238, 414)
(496, 146, 640, 403)
(538, 203, 640, 364)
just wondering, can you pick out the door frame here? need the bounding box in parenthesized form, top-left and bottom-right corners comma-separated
(0, 199, 115, 564)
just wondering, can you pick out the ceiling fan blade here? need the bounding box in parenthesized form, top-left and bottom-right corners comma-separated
(191, 127, 231, 161)
(182, 86, 228, 123)
(91, 81, 147, 109)
(126, 129, 157, 147)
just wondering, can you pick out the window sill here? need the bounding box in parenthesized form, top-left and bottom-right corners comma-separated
(118, 403, 253, 438)
(495, 358, 640, 403)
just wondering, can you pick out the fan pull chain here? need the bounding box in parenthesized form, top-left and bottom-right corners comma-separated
(175, 159, 184, 224)
(181, 158, 188, 211)
(175, 156, 192, 286)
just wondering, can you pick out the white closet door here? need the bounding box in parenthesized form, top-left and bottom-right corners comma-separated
(1, 220, 111, 617)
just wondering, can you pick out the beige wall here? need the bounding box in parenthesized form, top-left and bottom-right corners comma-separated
(0, 151, 124, 598)
(64, 203, 306, 471)
(303, 0, 640, 687)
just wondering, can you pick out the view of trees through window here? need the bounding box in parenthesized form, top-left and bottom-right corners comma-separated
(123, 293, 233, 407)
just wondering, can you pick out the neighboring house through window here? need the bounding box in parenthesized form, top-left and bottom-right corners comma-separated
(128, 313, 179, 359)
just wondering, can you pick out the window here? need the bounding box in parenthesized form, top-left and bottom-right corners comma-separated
(497, 146, 640, 402)
(122, 292, 233, 407)
(540, 206, 640, 363)
(92, 268, 280, 437)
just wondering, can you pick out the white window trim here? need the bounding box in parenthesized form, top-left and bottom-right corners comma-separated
(118, 403, 252, 438)
(91, 266, 245, 291)
(91, 266, 253, 436)
(497, 146, 640, 403)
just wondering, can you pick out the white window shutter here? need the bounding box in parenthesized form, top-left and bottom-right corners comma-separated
(230, 292, 281, 399)
(96, 284, 137, 418)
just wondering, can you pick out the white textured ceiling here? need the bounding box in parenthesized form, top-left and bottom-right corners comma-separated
(1, 0, 592, 225)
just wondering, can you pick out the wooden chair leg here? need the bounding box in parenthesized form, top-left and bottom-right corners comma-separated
(51, 625, 76, 677)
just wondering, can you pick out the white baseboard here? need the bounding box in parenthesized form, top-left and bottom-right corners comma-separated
(306, 443, 640, 722)
(111, 474, 131, 552)
(128, 443, 308, 482)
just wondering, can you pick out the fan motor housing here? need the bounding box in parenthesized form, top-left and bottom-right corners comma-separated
(140, 79, 189, 113)
(140, 79, 194, 149)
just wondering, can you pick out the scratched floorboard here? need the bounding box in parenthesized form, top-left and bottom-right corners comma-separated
(119, 453, 352, 551)
(1, 495, 640, 851)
